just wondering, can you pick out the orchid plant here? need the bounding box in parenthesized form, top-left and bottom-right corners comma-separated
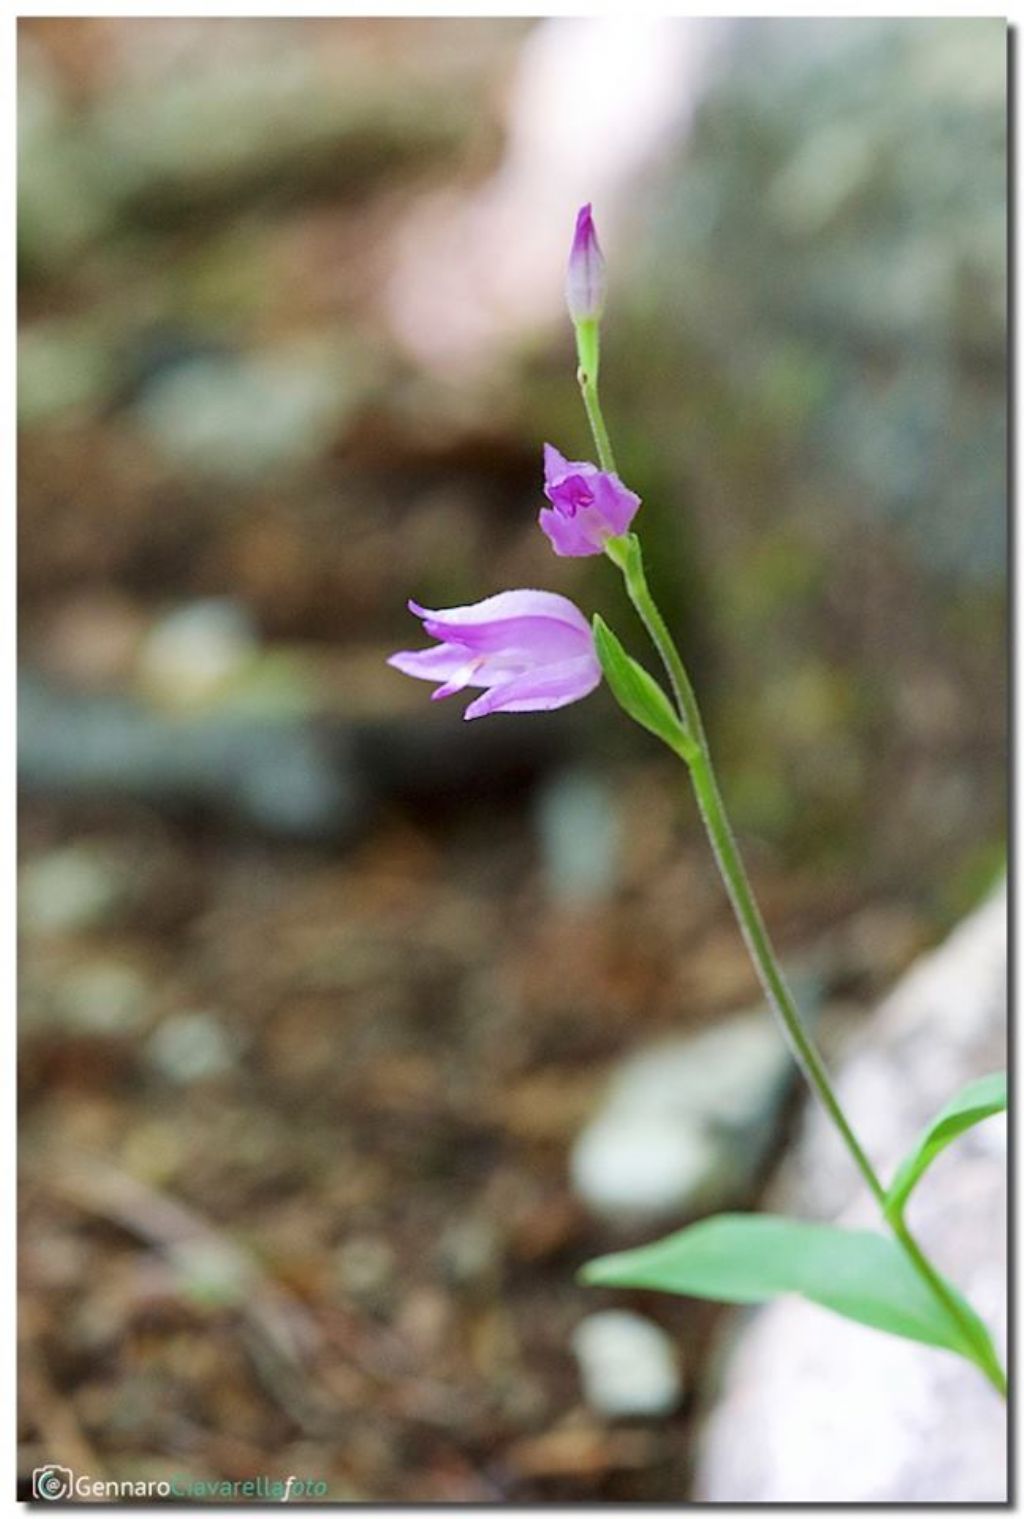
(390, 205, 1008, 1396)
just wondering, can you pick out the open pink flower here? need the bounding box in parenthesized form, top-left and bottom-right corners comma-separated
(388, 590, 601, 720)
(539, 444, 641, 557)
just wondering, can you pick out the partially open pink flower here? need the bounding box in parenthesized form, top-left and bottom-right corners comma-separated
(388, 590, 601, 720)
(539, 444, 641, 556)
(566, 203, 607, 324)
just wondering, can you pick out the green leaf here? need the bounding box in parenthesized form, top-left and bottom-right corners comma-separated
(592, 615, 695, 760)
(884, 1072, 1007, 1223)
(581, 1213, 987, 1362)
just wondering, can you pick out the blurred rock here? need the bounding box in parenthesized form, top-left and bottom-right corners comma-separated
(20, 843, 127, 935)
(19, 25, 498, 276)
(19, 671, 358, 841)
(19, 665, 592, 840)
(168, 1237, 252, 1309)
(136, 599, 259, 712)
(572, 1114, 725, 1226)
(93, 37, 491, 221)
(570, 1004, 801, 1225)
(534, 767, 620, 905)
(147, 1010, 236, 1083)
(335, 1236, 397, 1303)
(572, 1310, 683, 1419)
(695, 883, 1007, 1503)
(132, 345, 352, 483)
(52, 958, 152, 1034)
(645, 17, 1005, 578)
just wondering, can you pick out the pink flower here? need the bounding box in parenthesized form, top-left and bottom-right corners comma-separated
(539, 443, 641, 557)
(566, 203, 606, 324)
(388, 590, 601, 720)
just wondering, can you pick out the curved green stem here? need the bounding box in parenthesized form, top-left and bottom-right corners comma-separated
(685, 746, 886, 1206)
(890, 1215, 1007, 1395)
(577, 352, 1007, 1398)
(687, 737, 1005, 1395)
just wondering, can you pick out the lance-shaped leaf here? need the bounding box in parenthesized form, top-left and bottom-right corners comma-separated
(592, 615, 695, 760)
(884, 1071, 1007, 1223)
(581, 1212, 996, 1367)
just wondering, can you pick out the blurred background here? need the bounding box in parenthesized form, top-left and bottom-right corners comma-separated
(18, 16, 1005, 1503)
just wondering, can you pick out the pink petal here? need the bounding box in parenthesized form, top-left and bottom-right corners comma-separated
(410, 590, 592, 660)
(538, 505, 603, 557)
(463, 654, 600, 720)
(388, 645, 490, 685)
(543, 443, 597, 494)
(423, 617, 588, 661)
(591, 473, 641, 535)
(543, 442, 572, 489)
(409, 589, 589, 634)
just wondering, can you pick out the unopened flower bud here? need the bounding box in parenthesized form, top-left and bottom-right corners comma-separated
(566, 203, 607, 325)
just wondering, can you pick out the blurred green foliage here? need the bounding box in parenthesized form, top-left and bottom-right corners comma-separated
(608, 18, 1005, 900)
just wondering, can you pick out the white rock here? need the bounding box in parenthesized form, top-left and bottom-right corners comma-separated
(534, 767, 619, 905)
(570, 1008, 793, 1223)
(135, 348, 345, 483)
(572, 1310, 683, 1419)
(695, 884, 1008, 1504)
(136, 599, 258, 712)
(571, 1113, 726, 1222)
(147, 1011, 235, 1083)
(20, 844, 125, 934)
(604, 1014, 788, 1130)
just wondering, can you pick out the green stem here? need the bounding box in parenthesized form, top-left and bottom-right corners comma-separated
(574, 320, 617, 476)
(579, 356, 1007, 1398)
(581, 375, 617, 476)
(686, 740, 1004, 1393)
(606, 533, 706, 751)
(675, 626, 1004, 1394)
(686, 747, 886, 1204)
(890, 1214, 1008, 1395)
